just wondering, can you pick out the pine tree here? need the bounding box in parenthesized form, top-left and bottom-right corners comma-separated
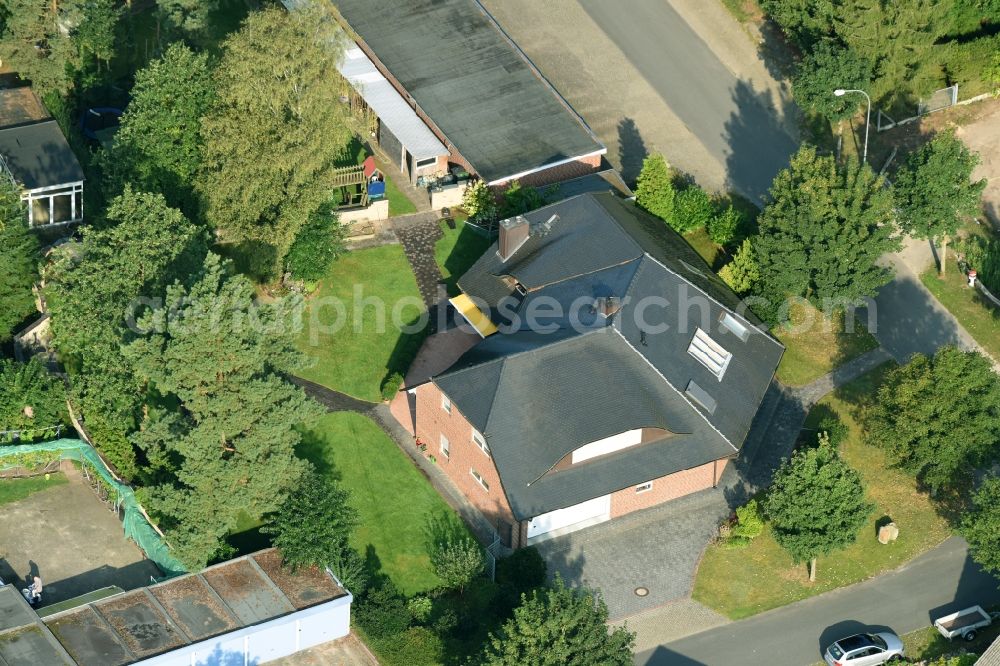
(894, 130, 986, 276)
(764, 433, 874, 581)
(719, 239, 760, 295)
(125, 253, 322, 568)
(635, 154, 675, 224)
(479, 576, 635, 666)
(865, 347, 1000, 494)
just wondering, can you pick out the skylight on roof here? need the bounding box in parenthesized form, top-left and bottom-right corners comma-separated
(685, 380, 717, 414)
(720, 312, 750, 342)
(688, 328, 732, 380)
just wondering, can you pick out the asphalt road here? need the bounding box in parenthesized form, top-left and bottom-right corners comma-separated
(636, 537, 1000, 665)
(579, 0, 797, 200)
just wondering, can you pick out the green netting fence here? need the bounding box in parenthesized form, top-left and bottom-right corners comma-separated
(0, 438, 187, 578)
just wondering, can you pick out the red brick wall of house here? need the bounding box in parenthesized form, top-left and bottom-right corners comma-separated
(609, 459, 729, 519)
(493, 152, 604, 189)
(413, 382, 519, 543)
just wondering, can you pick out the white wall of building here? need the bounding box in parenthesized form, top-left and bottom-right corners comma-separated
(570, 429, 643, 464)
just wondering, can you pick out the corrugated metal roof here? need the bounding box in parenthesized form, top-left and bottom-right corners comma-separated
(338, 46, 448, 161)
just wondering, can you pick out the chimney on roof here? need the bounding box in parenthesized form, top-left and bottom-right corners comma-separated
(498, 216, 529, 262)
(594, 296, 622, 318)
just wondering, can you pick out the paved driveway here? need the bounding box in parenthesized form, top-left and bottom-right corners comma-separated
(639, 537, 1000, 665)
(534, 484, 732, 620)
(482, 0, 798, 198)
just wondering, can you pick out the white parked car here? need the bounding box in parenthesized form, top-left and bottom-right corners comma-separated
(823, 631, 905, 666)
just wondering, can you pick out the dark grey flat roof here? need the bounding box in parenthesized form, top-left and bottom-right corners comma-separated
(335, 0, 605, 183)
(0, 120, 84, 191)
(438, 192, 783, 518)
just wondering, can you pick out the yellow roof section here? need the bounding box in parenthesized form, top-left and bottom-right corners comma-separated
(449, 294, 498, 337)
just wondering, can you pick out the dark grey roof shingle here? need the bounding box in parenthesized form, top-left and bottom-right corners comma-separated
(435, 192, 783, 519)
(0, 120, 84, 191)
(334, 0, 605, 183)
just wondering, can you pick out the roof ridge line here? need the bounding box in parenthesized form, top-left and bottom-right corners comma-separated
(609, 326, 738, 453)
(515, 255, 643, 294)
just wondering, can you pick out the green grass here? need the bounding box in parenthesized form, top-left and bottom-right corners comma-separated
(684, 228, 722, 268)
(774, 300, 881, 386)
(693, 363, 952, 619)
(298, 412, 471, 595)
(385, 176, 418, 216)
(0, 473, 67, 505)
(921, 261, 1000, 364)
(434, 219, 492, 296)
(295, 245, 427, 402)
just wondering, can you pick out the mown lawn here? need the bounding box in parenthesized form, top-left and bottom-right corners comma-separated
(434, 219, 492, 296)
(693, 363, 952, 619)
(0, 473, 67, 505)
(921, 262, 1000, 364)
(774, 300, 880, 386)
(298, 412, 471, 595)
(295, 245, 426, 402)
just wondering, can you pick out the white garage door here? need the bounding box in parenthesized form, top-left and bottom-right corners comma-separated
(526, 495, 611, 542)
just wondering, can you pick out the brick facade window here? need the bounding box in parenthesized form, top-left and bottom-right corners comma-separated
(441, 394, 451, 413)
(440, 434, 450, 458)
(635, 481, 653, 494)
(470, 468, 489, 491)
(472, 429, 490, 457)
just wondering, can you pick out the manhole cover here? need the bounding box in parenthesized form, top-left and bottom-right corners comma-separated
(634, 587, 649, 597)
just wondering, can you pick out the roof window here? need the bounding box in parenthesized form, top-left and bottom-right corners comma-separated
(685, 380, 717, 414)
(719, 312, 750, 342)
(688, 328, 732, 380)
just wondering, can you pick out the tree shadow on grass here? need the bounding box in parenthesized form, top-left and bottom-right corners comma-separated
(214, 239, 278, 283)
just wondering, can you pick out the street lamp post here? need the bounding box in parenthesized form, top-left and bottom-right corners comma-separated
(833, 88, 871, 165)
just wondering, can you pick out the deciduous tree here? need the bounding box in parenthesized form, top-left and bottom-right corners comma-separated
(962, 475, 1000, 575)
(893, 130, 986, 276)
(764, 433, 874, 581)
(430, 535, 484, 593)
(199, 5, 353, 277)
(792, 41, 873, 121)
(103, 44, 214, 218)
(0, 358, 67, 439)
(479, 576, 635, 666)
(753, 146, 899, 321)
(285, 201, 344, 282)
(865, 347, 1000, 494)
(155, 0, 221, 40)
(0, 0, 78, 94)
(0, 181, 39, 344)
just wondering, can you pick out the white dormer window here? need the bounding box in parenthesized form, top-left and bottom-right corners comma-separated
(688, 328, 732, 380)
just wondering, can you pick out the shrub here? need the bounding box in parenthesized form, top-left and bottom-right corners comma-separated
(327, 546, 368, 595)
(406, 596, 433, 623)
(380, 372, 405, 401)
(672, 186, 714, 233)
(708, 205, 742, 246)
(635, 153, 675, 222)
(430, 535, 485, 593)
(725, 499, 765, 548)
(463, 180, 498, 225)
(372, 626, 444, 666)
(817, 415, 849, 449)
(285, 202, 344, 282)
(354, 582, 412, 639)
(0, 358, 68, 439)
(496, 546, 547, 593)
(500, 180, 546, 218)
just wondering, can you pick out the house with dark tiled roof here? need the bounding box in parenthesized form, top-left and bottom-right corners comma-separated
(405, 192, 783, 547)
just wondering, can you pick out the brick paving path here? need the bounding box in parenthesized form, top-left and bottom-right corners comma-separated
(392, 216, 448, 311)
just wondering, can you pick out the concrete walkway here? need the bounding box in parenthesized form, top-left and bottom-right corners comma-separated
(872, 238, 979, 363)
(639, 537, 1000, 666)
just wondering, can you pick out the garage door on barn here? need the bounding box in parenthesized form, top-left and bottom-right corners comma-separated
(526, 494, 611, 543)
